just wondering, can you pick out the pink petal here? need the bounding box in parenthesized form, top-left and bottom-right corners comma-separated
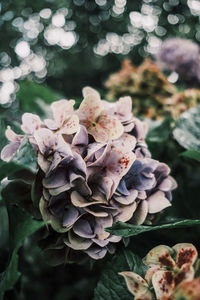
(34, 128, 57, 154)
(5, 126, 23, 142)
(112, 133, 136, 151)
(106, 147, 136, 179)
(77, 94, 103, 124)
(60, 115, 79, 135)
(82, 86, 101, 98)
(147, 191, 171, 214)
(90, 115, 124, 143)
(51, 99, 75, 127)
(1, 141, 20, 162)
(72, 125, 88, 146)
(21, 113, 42, 134)
(44, 119, 58, 130)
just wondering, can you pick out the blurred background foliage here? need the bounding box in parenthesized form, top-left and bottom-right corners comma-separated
(0, 0, 200, 103)
(1, 0, 200, 299)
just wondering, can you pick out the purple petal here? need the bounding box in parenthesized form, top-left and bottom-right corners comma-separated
(84, 246, 107, 259)
(1, 141, 20, 162)
(147, 191, 171, 214)
(73, 219, 95, 238)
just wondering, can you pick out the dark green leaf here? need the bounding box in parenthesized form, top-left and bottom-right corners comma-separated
(106, 219, 200, 237)
(179, 150, 200, 163)
(0, 137, 37, 181)
(0, 182, 44, 299)
(173, 105, 200, 151)
(146, 117, 172, 143)
(93, 249, 148, 300)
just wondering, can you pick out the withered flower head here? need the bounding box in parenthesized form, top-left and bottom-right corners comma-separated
(157, 38, 200, 85)
(120, 243, 200, 300)
(105, 59, 176, 120)
(1, 87, 177, 263)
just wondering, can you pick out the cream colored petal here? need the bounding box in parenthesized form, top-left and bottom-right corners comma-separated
(143, 245, 175, 268)
(51, 99, 75, 127)
(71, 191, 103, 207)
(147, 191, 171, 214)
(60, 115, 79, 135)
(94, 215, 112, 240)
(114, 201, 137, 223)
(64, 230, 93, 250)
(119, 272, 153, 299)
(92, 114, 124, 142)
(82, 86, 101, 99)
(130, 200, 148, 225)
(173, 243, 198, 268)
(152, 270, 175, 299)
(77, 94, 103, 123)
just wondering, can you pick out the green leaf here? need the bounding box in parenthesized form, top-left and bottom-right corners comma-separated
(0, 137, 37, 181)
(106, 219, 200, 237)
(173, 105, 200, 151)
(146, 117, 172, 143)
(179, 149, 200, 163)
(0, 182, 44, 299)
(93, 249, 148, 300)
(17, 80, 60, 115)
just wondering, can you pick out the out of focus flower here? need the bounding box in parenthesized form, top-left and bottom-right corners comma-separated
(157, 38, 200, 85)
(1, 87, 177, 263)
(105, 59, 176, 120)
(164, 88, 200, 120)
(120, 243, 200, 300)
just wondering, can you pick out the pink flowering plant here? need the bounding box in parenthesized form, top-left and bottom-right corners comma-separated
(1, 87, 177, 264)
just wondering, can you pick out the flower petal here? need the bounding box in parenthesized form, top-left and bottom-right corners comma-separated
(60, 114, 79, 135)
(152, 270, 175, 299)
(94, 215, 112, 240)
(21, 113, 42, 134)
(71, 191, 102, 207)
(130, 200, 148, 225)
(62, 207, 80, 227)
(114, 189, 138, 205)
(173, 243, 198, 268)
(143, 245, 175, 268)
(64, 231, 93, 250)
(5, 126, 23, 142)
(82, 86, 101, 99)
(112, 133, 136, 151)
(113, 201, 137, 222)
(77, 94, 103, 124)
(84, 246, 107, 259)
(72, 125, 88, 146)
(119, 272, 153, 299)
(51, 99, 75, 127)
(1, 141, 20, 162)
(73, 219, 95, 238)
(34, 128, 56, 154)
(147, 191, 171, 214)
(90, 115, 124, 143)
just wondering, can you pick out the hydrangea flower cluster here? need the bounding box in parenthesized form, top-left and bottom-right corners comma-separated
(157, 38, 200, 85)
(120, 243, 200, 300)
(165, 88, 200, 120)
(105, 59, 176, 120)
(1, 87, 177, 262)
